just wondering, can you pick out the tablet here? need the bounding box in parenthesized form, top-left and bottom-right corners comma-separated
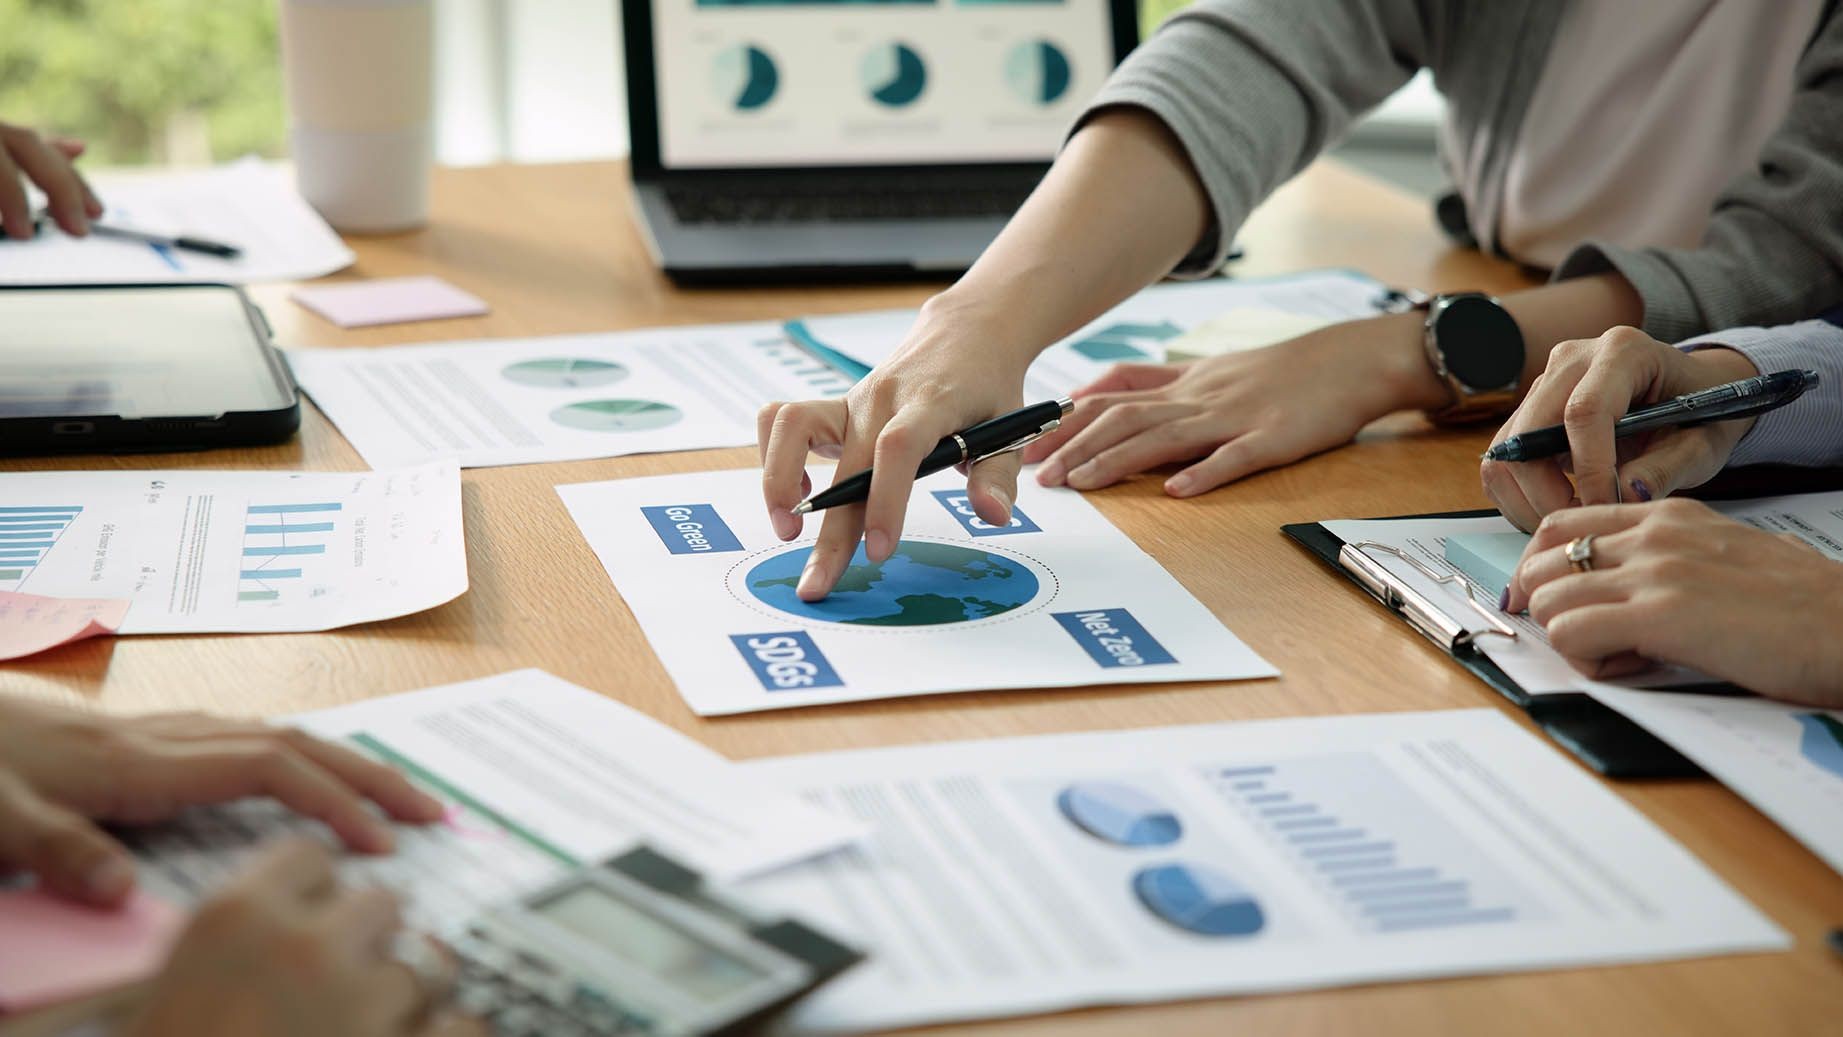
(0, 283, 300, 454)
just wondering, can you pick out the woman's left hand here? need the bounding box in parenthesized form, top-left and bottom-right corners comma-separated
(1506, 498, 1843, 705)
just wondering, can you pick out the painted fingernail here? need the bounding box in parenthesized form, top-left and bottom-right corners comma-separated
(87, 856, 135, 900)
(1037, 460, 1065, 486)
(1497, 588, 1511, 613)
(1630, 479, 1652, 502)
(866, 529, 892, 561)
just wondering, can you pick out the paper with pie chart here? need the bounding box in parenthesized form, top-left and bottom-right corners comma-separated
(555, 465, 1277, 715)
(287, 320, 858, 470)
(727, 709, 1782, 1033)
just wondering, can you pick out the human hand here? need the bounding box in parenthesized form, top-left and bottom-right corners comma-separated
(759, 294, 1031, 600)
(1505, 498, 1843, 705)
(0, 120, 102, 239)
(125, 840, 482, 1037)
(0, 699, 444, 907)
(1480, 327, 1760, 531)
(1025, 312, 1434, 497)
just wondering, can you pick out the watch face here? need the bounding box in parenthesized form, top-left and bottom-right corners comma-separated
(1434, 295, 1524, 391)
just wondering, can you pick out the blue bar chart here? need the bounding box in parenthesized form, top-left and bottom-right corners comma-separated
(1213, 754, 1540, 933)
(0, 506, 83, 591)
(238, 502, 340, 603)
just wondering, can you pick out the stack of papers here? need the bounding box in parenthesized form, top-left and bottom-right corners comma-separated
(0, 159, 353, 285)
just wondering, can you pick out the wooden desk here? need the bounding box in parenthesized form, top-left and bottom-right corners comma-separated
(6, 160, 1839, 1034)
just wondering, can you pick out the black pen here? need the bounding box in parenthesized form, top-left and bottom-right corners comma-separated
(792, 398, 1074, 515)
(1484, 369, 1820, 464)
(88, 220, 243, 259)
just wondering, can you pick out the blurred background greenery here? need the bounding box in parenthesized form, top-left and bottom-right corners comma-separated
(0, 0, 1188, 167)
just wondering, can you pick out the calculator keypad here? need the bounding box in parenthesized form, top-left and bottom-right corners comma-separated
(456, 927, 659, 1036)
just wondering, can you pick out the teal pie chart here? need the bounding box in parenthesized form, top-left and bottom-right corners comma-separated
(1005, 40, 1072, 105)
(744, 541, 1038, 627)
(714, 44, 778, 111)
(862, 43, 927, 108)
(549, 399, 683, 432)
(1058, 782, 1182, 846)
(1133, 863, 1266, 937)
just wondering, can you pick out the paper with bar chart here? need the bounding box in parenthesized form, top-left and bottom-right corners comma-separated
(787, 269, 1385, 402)
(287, 319, 859, 470)
(556, 465, 1274, 715)
(729, 709, 1784, 1033)
(1584, 683, 1843, 878)
(0, 461, 464, 634)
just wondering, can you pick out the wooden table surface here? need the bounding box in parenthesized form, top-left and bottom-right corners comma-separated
(6, 159, 1840, 1034)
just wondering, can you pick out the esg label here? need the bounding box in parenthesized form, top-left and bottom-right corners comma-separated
(1052, 609, 1176, 668)
(930, 489, 1041, 536)
(730, 631, 844, 691)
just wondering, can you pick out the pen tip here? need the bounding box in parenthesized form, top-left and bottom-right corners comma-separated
(791, 501, 813, 516)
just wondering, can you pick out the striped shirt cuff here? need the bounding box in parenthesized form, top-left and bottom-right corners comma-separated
(1676, 319, 1843, 468)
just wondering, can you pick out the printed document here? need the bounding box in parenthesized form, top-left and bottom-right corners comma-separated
(129, 670, 862, 938)
(0, 160, 353, 284)
(1325, 491, 1843, 695)
(791, 269, 1384, 401)
(0, 461, 464, 633)
(1585, 683, 1843, 878)
(287, 321, 856, 469)
(731, 710, 1784, 1033)
(557, 466, 1276, 715)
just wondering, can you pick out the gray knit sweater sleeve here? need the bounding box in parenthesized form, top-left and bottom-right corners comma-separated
(1080, 0, 1435, 277)
(1554, 15, 1843, 342)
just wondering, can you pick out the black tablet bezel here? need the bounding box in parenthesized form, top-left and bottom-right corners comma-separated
(0, 282, 302, 456)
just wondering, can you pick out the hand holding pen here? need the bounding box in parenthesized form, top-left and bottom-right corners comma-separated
(1482, 327, 1815, 531)
(760, 359, 1064, 602)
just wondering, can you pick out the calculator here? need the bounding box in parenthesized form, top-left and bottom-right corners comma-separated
(450, 846, 862, 1037)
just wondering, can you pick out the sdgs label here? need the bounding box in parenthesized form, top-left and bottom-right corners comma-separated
(930, 489, 1041, 536)
(642, 504, 743, 555)
(1053, 609, 1177, 668)
(730, 631, 845, 691)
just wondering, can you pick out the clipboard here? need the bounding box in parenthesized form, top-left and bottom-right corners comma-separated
(1284, 510, 1704, 779)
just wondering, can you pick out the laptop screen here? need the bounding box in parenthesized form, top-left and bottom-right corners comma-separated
(650, 0, 1123, 169)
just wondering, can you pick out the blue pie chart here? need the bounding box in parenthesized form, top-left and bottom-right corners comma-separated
(1005, 40, 1072, 105)
(1057, 782, 1182, 846)
(1132, 863, 1266, 937)
(863, 43, 927, 108)
(714, 44, 778, 111)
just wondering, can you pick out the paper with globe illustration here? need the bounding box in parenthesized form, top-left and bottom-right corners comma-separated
(555, 466, 1277, 715)
(723, 709, 1781, 1032)
(1584, 683, 1843, 878)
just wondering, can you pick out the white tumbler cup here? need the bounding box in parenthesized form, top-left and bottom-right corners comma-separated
(280, 0, 434, 232)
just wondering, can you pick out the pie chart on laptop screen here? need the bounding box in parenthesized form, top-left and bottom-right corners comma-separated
(714, 43, 779, 111)
(1006, 39, 1072, 106)
(862, 43, 927, 108)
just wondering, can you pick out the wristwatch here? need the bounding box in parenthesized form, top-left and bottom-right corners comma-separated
(1417, 292, 1525, 424)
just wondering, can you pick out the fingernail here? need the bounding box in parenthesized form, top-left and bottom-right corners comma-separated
(989, 486, 1012, 522)
(1497, 588, 1511, 613)
(1630, 479, 1652, 502)
(1166, 474, 1192, 496)
(87, 856, 135, 899)
(796, 559, 827, 600)
(1036, 461, 1064, 487)
(866, 529, 892, 561)
(1065, 464, 1095, 489)
(770, 510, 797, 540)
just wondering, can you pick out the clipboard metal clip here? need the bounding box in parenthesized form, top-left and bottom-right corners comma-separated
(1337, 541, 1518, 652)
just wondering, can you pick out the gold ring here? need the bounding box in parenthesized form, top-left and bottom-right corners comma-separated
(1566, 535, 1596, 573)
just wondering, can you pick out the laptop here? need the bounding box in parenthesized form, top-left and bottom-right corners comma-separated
(621, 0, 1139, 284)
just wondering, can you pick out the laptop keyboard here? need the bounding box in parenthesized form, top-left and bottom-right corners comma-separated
(664, 180, 1034, 225)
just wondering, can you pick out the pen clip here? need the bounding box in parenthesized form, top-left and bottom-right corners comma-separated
(1341, 540, 1518, 649)
(969, 418, 1062, 465)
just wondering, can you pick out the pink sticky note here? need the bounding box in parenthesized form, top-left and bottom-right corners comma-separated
(292, 275, 489, 328)
(0, 888, 184, 1012)
(0, 591, 130, 661)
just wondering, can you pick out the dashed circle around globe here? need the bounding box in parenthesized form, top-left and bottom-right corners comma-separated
(742, 540, 1042, 627)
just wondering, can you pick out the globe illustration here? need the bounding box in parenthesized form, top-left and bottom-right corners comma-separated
(745, 541, 1039, 626)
